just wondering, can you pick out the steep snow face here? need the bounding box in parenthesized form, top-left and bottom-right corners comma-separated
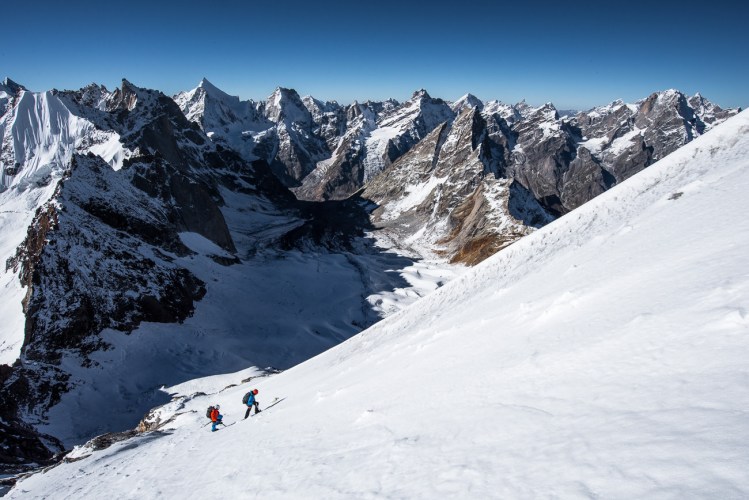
(0, 90, 124, 190)
(12, 110, 749, 499)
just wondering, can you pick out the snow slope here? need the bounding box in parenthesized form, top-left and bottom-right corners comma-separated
(9, 110, 749, 498)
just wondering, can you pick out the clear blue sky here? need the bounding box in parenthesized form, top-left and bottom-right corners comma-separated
(3, 0, 746, 110)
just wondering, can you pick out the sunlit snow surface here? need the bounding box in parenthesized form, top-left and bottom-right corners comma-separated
(9, 111, 749, 498)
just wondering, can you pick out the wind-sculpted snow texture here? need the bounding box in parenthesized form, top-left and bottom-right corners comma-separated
(9, 110, 749, 499)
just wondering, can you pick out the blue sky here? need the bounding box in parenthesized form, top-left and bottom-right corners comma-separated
(3, 0, 746, 109)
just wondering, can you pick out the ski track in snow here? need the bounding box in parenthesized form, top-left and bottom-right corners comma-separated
(8, 112, 749, 497)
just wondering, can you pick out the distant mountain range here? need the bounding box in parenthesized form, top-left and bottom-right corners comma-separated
(176, 79, 738, 262)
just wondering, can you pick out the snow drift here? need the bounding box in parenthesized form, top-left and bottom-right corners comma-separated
(8, 111, 749, 498)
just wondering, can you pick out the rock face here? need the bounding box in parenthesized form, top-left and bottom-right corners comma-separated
(363, 105, 553, 263)
(259, 87, 332, 185)
(294, 90, 455, 201)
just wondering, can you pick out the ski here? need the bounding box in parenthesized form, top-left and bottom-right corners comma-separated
(210, 421, 236, 432)
(246, 397, 286, 418)
(260, 397, 286, 412)
(263, 398, 286, 411)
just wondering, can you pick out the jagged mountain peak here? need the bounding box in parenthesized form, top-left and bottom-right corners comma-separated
(301, 95, 342, 116)
(108, 78, 146, 111)
(639, 88, 688, 109)
(411, 88, 431, 99)
(1, 77, 26, 93)
(482, 99, 518, 122)
(268, 86, 302, 102)
(513, 99, 537, 118)
(529, 102, 559, 121)
(265, 87, 311, 124)
(120, 78, 138, 93)
(196, 77, 234, 100)
(198, 76, 215, 88)
(70, 83, 112, 112)
(451, 93, 484, 113)
(173, 78, 255, 130)
(382, 89, 453, 125)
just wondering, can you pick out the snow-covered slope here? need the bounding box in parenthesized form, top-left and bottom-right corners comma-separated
(11, 110, 749, 498)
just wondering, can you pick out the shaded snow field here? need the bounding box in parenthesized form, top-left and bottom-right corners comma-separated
(37, 227, 463, 447)
(10, 109, 749, 498)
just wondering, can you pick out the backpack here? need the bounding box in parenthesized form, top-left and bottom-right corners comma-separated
(242, 392, 251, 405)
(206, 406, 215, 419)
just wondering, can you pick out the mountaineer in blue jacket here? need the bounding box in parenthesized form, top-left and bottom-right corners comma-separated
(243, 389, 260, 419)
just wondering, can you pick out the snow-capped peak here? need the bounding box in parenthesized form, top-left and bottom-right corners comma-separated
(264, 87, 311, 125)
(531, 102, 559, 121)
(1, 77, 25, 93)
(196, 77, 233, 99)
(451, 93, 484, 113)
(411, 88, 431, 100)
